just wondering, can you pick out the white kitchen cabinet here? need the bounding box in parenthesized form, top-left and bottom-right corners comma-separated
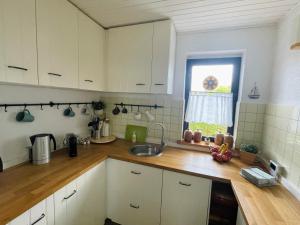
(107, 23, 153, 93)
(7, 197, 54, 225)
(77, 161, 106, 225)
(236, 207, 247, 225)
(151, 20, 176, 94)
(54, 180, 79, 225)
(161, 170, 212, 225)
(30, 200, 47, 225)
(107, 159, 162, 225)
(8, 211, 30, 225)
(78, 12, 106, 91)
(0, 0, 38, 85)
(36, 0, 78, 88)
(45, 196, 55, 225)
(54, 162, 106, 225)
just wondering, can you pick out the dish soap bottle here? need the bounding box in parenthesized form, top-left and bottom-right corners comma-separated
(132, 131, 137, 143)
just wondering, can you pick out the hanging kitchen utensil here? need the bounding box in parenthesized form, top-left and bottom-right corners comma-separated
(122, 105, 128, 114)
(112, 105, 120, 115)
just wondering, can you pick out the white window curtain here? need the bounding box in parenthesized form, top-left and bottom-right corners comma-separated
(185, 92, 233, 127)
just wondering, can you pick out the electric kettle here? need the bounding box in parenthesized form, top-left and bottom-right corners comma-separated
(30, 133, 56, 165)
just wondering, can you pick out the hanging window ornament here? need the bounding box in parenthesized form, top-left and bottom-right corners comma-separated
(203, 76, 218, 91)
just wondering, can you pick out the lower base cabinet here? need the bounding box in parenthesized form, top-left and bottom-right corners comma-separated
(236, 208, 247, 225)
(107, 159, 162, 225)
(54, 161, 106, 225)
(161, 170, 212, 225)
(77, 161, 106, 225)
(8, 197, 54, 225)
(107, 159, 212, 225)
(7, 159, 213, 225)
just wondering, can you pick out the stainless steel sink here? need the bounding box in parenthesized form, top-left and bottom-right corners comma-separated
(129, 144, 162, 157)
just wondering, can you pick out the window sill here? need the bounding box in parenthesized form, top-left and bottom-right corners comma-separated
(176, 140, 219, 149)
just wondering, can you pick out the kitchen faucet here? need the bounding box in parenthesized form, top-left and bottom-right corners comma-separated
(153, 123, 166, 150)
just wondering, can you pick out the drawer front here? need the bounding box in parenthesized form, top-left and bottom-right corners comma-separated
(161, 170, 212, 225)
(107, 159, 162, 225)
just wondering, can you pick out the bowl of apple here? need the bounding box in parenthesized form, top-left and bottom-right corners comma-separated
(210, 143, 232, 163)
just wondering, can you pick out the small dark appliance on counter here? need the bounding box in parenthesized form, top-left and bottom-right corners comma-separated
(68, 134, 78, 157)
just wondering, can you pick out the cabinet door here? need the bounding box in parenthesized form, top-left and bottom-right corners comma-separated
(236, 207, 247, 225)
(151, 20, 176, 94)
(46, 195, 55, 225)
(107, 24, 153, 93)
(54, 186, 68, 225)
(0, 0, 38, 84)
(78, 12, 105, 91)
(30, 200, 47, 225)
(107, 159, 162, 225)
(36, 0, 78, 88)
(65, 180, 80, 225)
(161, 170, 212, 225)
(77, 161, 106, 225)
(9, 211, 30, 225)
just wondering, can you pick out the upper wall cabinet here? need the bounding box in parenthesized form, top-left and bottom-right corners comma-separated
(36, 0, 79, 89)
(78, 12, 106, 91)
(0, 0, 38, 85)
(107, 20, 176, 94)
(107, 23, 153, 93)
(151, 21, 176, 94)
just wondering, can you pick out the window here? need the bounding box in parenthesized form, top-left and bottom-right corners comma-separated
(184, 57, 241, 137)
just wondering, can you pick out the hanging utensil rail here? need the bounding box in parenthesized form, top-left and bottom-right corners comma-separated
(0, 101, 95, 112)
(115, 102, 163, 109)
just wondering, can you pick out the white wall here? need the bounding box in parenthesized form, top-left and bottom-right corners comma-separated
(174, 25, 277, 103)
(269, 4, 300, 105)
(0, 84, 99, 169)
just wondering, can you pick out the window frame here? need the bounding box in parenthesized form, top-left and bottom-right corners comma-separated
(183, 57, 242, 137)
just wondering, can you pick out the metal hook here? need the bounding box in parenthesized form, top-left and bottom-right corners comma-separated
(77, 103, 79, 108)
(57, 104, 59, 109)
(24, 104, 27, 110)
(4, 105, 7, 112)
(40, 104, 43, 110)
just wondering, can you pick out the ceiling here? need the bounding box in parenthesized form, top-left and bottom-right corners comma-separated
(70, 0, 300, 32)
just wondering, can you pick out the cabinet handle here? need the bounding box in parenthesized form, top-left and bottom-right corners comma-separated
(154, 83, 165, 86)
(64, 190, 77, 200)
(131, 170, 141, 175)
(130, 203, 140, 209)
(31, 213, 45, 225)
(48, 72, 62, 77)
(84, 79, 93, 83)
(136, 83, 145, 86)
(7, 66, 28, 71)
(179, 181, 191, 187)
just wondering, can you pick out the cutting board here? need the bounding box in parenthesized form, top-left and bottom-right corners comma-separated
(125, 125, 148, 143)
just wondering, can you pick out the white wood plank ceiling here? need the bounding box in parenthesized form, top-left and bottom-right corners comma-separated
(70, 0, 300, 32)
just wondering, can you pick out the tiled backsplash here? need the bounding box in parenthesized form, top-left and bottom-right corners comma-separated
(235, 103, 266, 150)
(262, 104, 300, 189)
(101, 95, 184, 143)
(102, 96, 300, 189)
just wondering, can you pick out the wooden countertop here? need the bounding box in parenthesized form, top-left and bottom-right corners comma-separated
(0, 139, 299, 225)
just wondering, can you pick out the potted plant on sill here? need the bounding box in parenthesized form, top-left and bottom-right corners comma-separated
(239, 144, 258, 164)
